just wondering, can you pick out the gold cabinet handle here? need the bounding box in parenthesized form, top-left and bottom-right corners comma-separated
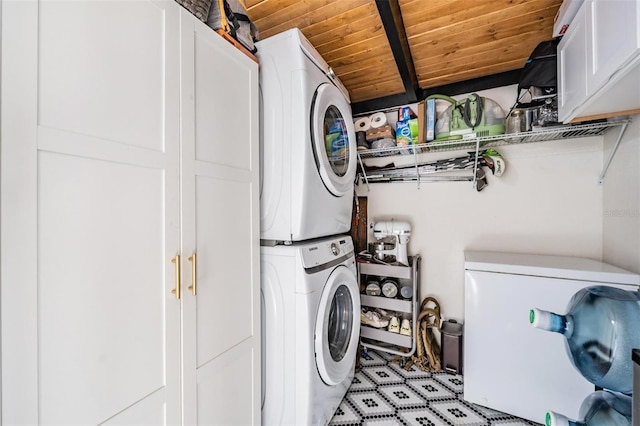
(188, 253, 197, 296)
(171, 254, 181, 300)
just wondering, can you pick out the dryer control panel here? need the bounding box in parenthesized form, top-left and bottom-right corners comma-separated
(300, 236, 354, 269)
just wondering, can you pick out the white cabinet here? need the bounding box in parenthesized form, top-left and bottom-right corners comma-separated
(0, 1, 260, 424)
(558, 0, 640, 123)
(558, 2, 589, 122)
(2, 1, 182, 423)
(178, 9, 261, 426)
(587, 0, 640, 94)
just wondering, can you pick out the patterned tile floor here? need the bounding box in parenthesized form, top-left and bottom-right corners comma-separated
(329, 350, 542, 426)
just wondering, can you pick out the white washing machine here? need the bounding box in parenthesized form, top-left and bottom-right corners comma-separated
(256, 28, 357, 243)
(463, 251, 640, 423)
(261, 235, 360, 426)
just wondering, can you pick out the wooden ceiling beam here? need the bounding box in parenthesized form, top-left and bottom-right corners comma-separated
(375, 0, 419, 104)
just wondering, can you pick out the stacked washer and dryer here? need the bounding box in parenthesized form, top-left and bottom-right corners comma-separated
(257, 29, 360, 426)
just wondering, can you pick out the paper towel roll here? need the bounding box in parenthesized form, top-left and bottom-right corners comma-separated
(369, 112, 388, 128)
(354, 116, 371, 131)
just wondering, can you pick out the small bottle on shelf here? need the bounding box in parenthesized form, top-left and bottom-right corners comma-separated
(365, 280, 381, 296)
(381, 278, 398, 298)
(399, 285, 412, 299)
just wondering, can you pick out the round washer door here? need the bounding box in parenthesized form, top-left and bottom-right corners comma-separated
(314, 264, 360, 386)
(310, 83, 357, 197)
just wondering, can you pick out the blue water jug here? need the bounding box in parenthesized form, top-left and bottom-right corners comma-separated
(530, 285, 640, 394)
(545, 390, 632, 426)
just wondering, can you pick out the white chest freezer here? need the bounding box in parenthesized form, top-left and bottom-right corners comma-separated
(463, 251, 640, 423)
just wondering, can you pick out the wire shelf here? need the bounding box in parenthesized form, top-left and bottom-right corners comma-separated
(357, 119, 631, 160)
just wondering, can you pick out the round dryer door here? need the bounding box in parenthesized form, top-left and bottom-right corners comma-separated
(310, 83, 357, 197)
(314, 264, 360, 386)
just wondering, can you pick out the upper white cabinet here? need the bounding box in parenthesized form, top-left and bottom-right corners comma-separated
(558, 0, 640, 123)
(558, 1, 589, 122)
(1, 1, 259, 424)
(587, 0, 640, 94)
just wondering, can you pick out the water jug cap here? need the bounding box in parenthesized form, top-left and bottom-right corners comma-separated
(546, 411, 570, 426)
(529, 308, 552, 329)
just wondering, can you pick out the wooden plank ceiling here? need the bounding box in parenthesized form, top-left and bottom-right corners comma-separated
(246, 0, 562, 112)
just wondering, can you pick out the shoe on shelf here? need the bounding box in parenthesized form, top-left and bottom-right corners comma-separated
(375, 308, 390, 318)
(400, 319, 412, 336)
(388, 316, 400, 333)
(360, 310, 390, 328)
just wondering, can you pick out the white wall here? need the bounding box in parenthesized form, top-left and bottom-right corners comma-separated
(602, 114, 640, 273)
(356, 86, 606, 321)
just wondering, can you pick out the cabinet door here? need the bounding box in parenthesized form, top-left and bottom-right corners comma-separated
(587, 0, 640, 96)
(1, 1, 182, 424)
(179, 11, 261, 426)
(558, 2, 589, 123)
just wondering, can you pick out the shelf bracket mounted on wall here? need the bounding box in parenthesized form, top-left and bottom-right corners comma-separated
(598, 121, 629, 185)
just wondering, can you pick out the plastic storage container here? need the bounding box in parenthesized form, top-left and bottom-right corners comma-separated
(530, 285, 640, 394)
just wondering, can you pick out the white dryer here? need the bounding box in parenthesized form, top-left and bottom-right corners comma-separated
(261, 235, 360, 426)
(256, 28, 357, 243)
